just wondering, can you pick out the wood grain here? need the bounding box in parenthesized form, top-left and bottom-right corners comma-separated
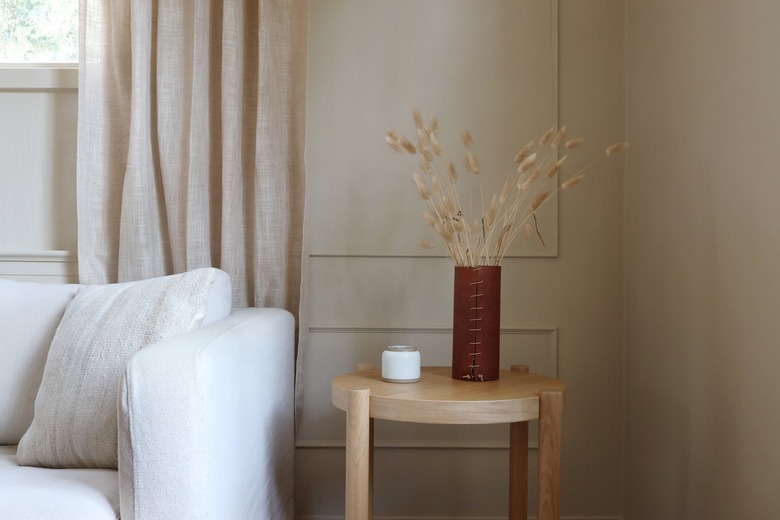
(537, 389, 564, 520)
(509, 364, 530, 519)
(333, 366, 566, 520)
(509, 421, 529, 519)
(345, 388, 371, 519)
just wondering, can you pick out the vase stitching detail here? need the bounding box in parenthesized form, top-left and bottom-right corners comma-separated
(469, 267, 484, 380)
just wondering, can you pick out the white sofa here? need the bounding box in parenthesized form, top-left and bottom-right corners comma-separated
(0, 273, 295, 519)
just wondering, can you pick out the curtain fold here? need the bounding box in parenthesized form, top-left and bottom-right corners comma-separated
(77, 0, 308, 414)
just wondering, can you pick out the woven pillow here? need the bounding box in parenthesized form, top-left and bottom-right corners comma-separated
(17, 268, 227, 469)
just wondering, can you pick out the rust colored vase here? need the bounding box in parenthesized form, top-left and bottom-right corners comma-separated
(452, 265, 501, 381)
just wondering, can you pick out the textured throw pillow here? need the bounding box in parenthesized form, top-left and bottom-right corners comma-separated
(16, 268, 227, 469)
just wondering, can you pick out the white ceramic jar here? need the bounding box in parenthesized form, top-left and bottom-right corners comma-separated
(381, 346, 421, 383)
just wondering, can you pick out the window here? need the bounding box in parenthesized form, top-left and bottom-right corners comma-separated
(0, 0, 78, 63)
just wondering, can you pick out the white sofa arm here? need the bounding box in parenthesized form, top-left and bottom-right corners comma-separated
(117, 308, 295, 520)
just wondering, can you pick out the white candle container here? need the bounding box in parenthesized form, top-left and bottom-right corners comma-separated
(381, 346, 421, 383)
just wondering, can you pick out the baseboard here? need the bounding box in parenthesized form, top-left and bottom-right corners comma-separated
(295, 515, 623, 520)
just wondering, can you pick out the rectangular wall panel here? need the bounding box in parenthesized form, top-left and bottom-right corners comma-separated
(306, 0, 559, 258)
(0, 68, 78, 255)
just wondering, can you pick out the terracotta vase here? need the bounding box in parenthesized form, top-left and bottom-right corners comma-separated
(451, 265, 501, 381)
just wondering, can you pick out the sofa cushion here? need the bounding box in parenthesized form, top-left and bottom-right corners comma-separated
(0, 445, 118, 520)
(17, 268, 231, 469)
(0, 280, 82, 445)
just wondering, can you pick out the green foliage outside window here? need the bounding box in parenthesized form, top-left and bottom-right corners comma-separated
(0, 0, 78, 62)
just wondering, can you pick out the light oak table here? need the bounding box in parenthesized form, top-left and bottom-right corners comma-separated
(331, 365, 566, 520)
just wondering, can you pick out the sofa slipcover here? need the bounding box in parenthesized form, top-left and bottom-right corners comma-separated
(0, 274, 294, 519)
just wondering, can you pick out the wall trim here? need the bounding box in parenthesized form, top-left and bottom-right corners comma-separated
(0, 65, 78, 91)
(309, 326, 557, 336)
(296, 439, 513, 450)
(295, 516, 622, 520)
(307, 325, 558, 380)
(306, 0, 561, 259)
(308, 252, 560, 259)
(0, 250, 76, 262)
(0, 250, 78, 282)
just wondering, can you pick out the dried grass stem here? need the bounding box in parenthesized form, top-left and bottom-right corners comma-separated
(387, 111, 628, 266)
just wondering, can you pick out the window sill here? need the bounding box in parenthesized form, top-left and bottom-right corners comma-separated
(0, 64, 78, 91)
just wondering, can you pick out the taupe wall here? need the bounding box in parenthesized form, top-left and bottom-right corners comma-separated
(297, 1, 626, 518)
(625, 1, 780, 519)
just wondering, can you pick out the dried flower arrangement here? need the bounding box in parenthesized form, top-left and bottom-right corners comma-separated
(385, 109, 629, 266)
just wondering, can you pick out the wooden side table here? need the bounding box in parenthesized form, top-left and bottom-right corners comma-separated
(332, 365, 566, 520)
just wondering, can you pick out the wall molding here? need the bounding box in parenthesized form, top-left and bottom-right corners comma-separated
(306, 0, 561, 259)
(308, 252, 560, 259)
(307, 325, 558, 378)
(309, 326, 557, 336)
(0, 250, 76, 262)
(296, 439, 512, 450)
(0, 65, 78, 91)
(295, 516, 622, 520)
(0, 250, 78, 282)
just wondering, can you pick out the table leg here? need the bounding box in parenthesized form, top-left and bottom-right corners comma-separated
(509, 421, 529, 520)
(369, 418, 374, 519)
(509, 364, 529, 519)
(346, 388, 371, 520)
(537, 389, 564, 520)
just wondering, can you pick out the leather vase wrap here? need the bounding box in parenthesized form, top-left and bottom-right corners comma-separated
(452, 265, 501, 381)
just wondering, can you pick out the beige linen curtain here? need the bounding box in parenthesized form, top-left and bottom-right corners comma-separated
(77, 0, 308, 410)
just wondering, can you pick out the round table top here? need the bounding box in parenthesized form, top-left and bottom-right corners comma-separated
(332, 366, 565, 425)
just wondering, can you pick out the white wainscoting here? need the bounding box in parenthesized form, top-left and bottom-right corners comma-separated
(0, 251, 78, 283)
(0, 66, 78, 256)
(295, 516, 623, 520)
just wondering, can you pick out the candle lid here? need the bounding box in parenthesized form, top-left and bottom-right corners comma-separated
(386, 345, 417, 352)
